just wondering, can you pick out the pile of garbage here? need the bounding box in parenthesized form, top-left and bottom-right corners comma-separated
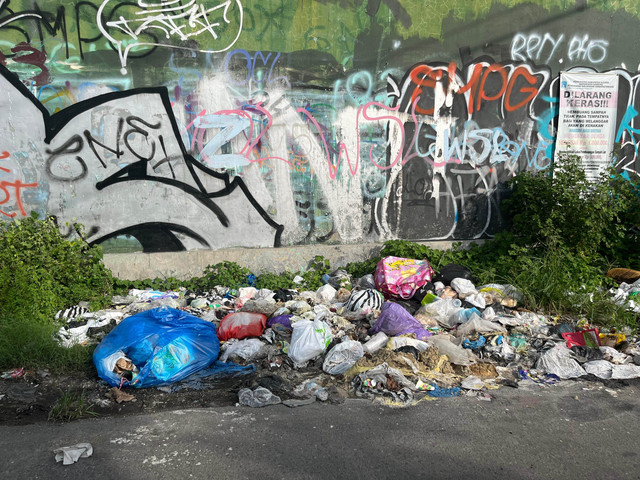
(56, 257, 640, 407)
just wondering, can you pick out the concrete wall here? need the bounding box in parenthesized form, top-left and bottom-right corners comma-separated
(103, 240, 473, 280)
(1, 1, 639, 255)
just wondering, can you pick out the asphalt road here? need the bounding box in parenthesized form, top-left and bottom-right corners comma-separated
(1, 380, 638, 480)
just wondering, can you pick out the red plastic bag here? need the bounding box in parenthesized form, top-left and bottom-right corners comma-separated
(561, 328, 600, 349)
(218, 312, 267, 341)
(374, 256, 434, 300)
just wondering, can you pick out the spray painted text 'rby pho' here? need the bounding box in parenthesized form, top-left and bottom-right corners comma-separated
(1, 0, 639, 252)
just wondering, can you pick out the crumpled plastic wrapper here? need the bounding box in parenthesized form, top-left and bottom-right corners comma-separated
(54, 443, 93, 465)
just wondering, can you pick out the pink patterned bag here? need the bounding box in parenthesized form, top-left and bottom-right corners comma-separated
(374, 256, 434, 300)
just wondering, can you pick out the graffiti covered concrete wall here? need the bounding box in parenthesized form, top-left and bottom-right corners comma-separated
(1, 0, 639, 252)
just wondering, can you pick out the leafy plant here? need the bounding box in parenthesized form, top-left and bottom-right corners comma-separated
(300, 255, 331, 290)
(503, 154, 640, 266)
(0, 213, 113, 324)
(192, 261, 253, 290)
(255, 271, 296, 290)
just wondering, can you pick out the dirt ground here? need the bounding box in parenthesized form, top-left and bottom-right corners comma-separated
(0, 362, 343, 426)
(3, 362, 639, 427)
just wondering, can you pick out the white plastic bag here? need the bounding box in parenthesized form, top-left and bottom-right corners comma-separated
(465, 293, 486, 309)
(456, 316, 506, 337)
(54, 443, 93, 465)
(388, 336, 430, 352)
(451, 278, 477, 297)
(535, 344, 586, 379)
(322, 340, 364, 375)
(583, 360, 640, 379)
(316, 284, 337, 304)
(288, 316, 333, 366)
(426, 336, 477, 366)
(583, 360, 613, 379)
(599, 346, 629, 365)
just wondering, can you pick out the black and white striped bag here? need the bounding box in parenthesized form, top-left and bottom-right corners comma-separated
(344, 289, 383, 312)
(55, 305, 89, 321)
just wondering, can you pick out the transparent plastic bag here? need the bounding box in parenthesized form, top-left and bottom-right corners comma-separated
(426, 336, 477, 366)
(323, 340, 364, 375)
(419, 298, 462, 329)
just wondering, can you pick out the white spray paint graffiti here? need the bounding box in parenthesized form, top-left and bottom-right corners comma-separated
(97, 0, 244, 74)
(511, 32, 608, 64)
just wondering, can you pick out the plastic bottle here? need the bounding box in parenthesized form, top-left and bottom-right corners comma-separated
(363, 332, 388, 354)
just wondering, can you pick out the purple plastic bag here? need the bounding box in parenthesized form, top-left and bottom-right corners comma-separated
(370, 302, 433, 341)
(267, 314, 293, 330)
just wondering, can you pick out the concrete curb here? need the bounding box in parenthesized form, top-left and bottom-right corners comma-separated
(103, 240, 480, 280)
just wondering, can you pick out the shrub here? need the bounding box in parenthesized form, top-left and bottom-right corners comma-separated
(503, 154, 640, 267)
(192, 261, 253, 290)
(0, 213, 113, 324)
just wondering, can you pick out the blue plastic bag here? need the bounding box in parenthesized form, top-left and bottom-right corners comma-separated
(93, 307, 220, 388)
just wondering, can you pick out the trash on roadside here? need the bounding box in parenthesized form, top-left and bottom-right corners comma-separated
(433, 264, 476, 285)
(426, 336, 477, 366)
(93, 307, 223, 388)
(54, 443, 93, 465)
(369, 302, 432, 341)
(110, 387, 136, 403)
(606, 268, 640, 284)
(561, 328, 600, 349)
(19, 254, 640, 413)
(599, 331, 626, 347)
(362, 332, 388, 354)
(288, 314, 333, 366)
(283, 397, 316, 408)
(427, 385, 461, 397)
(323, 340, 364, 375)
(293, 379, 329, 400)
(535, 344, 586, 379)
(1, 368, 24, 379)
(238, 386, 281, 407)
(461, 375, 485, 390)
(352, 363, 416, 404)
(374, 256, 434, 300)
(220, 338, 265, 363)
(343, 289, 384, 313)
(217, 312, 267, 341)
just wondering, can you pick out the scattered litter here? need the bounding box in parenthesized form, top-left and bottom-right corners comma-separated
(54, 443, 93, 465)
(23, 259, 640, 413)
(323, 340, 364, 375)
(1, 368, 24, 379)
(535, 344, 586, 379)
(288, 315, 333, 367)
(110, 387, 136, 403)
(461, 375, 485, 390)
(238, 387, 281, 408)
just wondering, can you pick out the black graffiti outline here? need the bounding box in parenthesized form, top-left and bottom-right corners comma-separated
(0, 62, 284, 248)
(90, 222, 211, 252)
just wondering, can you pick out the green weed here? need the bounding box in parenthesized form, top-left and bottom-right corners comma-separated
(48, 389, 98, 422)
(0, 316, 94, 371)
